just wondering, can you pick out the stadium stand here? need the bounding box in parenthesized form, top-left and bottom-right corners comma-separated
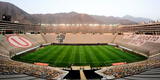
(0, 34, 19, 55)
(64, 33, 115, 43)
(0, 58, 68, 80)
(140, 42, 160, 55)
(118, 68, 160, 80)
(41, 33, 58, 43)
(25, 34, 46, 44)
(114, 34, 159, 56)
(0, 74, 45, 80)
(0, 34, 68, 79)
(1, 32, 160, 79)
(0, 45, 9, 57)
(18, 34, 40, 46)
(96, 57, 160, 79)
(0, 34, 40, 57)
(0, 21, 160, 79)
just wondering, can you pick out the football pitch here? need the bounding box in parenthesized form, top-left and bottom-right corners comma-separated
(12, 45, 147, 67)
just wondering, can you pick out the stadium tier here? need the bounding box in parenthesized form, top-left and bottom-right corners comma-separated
(0, 22, 160, 79)
(0, 58, 67, 80)
(41, 33, 58, 43)
(25, 34, 46, 44)
(64, 33, 115, 43)
(115, 34, 160, 56)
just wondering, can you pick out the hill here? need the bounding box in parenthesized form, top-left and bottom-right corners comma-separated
(0, 1, 37, 24)
(33, 12, 137, 25)
(92, 15, 137, 25)
(123, 15, 153, 23)
(0, 1, 138, 25)
(32, 12, 102, 24)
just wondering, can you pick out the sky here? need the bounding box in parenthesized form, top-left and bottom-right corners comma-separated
(0, 0, 160, 20)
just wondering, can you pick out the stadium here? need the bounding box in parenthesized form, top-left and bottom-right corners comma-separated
(0, 1, 160, 80)
(1, 20, 160, 80)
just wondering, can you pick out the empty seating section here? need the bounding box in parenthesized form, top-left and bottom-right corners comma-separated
(25, 34, 46, 44)
(141, 42, 160, 55)
(0, 45, 9, 57)
(0, 35, 19, 55)
(126, 35, 160, 46)
(114, 35, 125, 45)
(64, 33, 115, 43)
(19, 34, 40, 46)
(0, 34, 55, 57)
(41, 33, 58, 43)
(114, 34, 160, 56)
(0, 34, 39, 57)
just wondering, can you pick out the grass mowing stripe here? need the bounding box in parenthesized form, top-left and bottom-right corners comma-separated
(85, 46, 100, 66)
(87, 46, 100, 63)
(54, 46, 71, 66)
(98, 46, 123, 61)
(71, 46, 77, 65)
(61, 46, 73, 66)
(33, 46, 56, 59)
(90, 46, 107, 62)
(80, 46, 87, 65)
(74, 46, 81, 65)
(47, 46, 65, 66)
(67, 46, 75, 65)
(104, 46, 134, 63)
(105, 46, 135, 62)
(13, 45, 147, 67)
(83, 46, 93, 65)
(62, 46, 72, 62)
(21, 46, 56, 62)
(17, 46, 52, 63)
(109, 46, 137, 60)
(93, 46, 114, 64)
(37, 46, 59, 61)
(96, 46, 124, 65)
(124, 51, 146, 60)
(41, 46, 64, 62)
(90, 46, 109, 66)
(103, 46, 128, 61)
(73, 46, 81, 65)
(111, 46, 140, 60)
(48, 46, 65, 59)
(22, 46, 52, 59)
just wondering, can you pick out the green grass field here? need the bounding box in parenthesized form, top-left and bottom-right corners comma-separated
(12, 45, 147, 67)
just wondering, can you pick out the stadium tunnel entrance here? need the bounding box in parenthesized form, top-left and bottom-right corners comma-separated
(64, 69, 103, 80)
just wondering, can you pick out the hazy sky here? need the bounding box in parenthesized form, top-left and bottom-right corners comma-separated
(0, 0, 160, 20)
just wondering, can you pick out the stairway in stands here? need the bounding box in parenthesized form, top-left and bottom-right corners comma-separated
(117, 68, 160, 80)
